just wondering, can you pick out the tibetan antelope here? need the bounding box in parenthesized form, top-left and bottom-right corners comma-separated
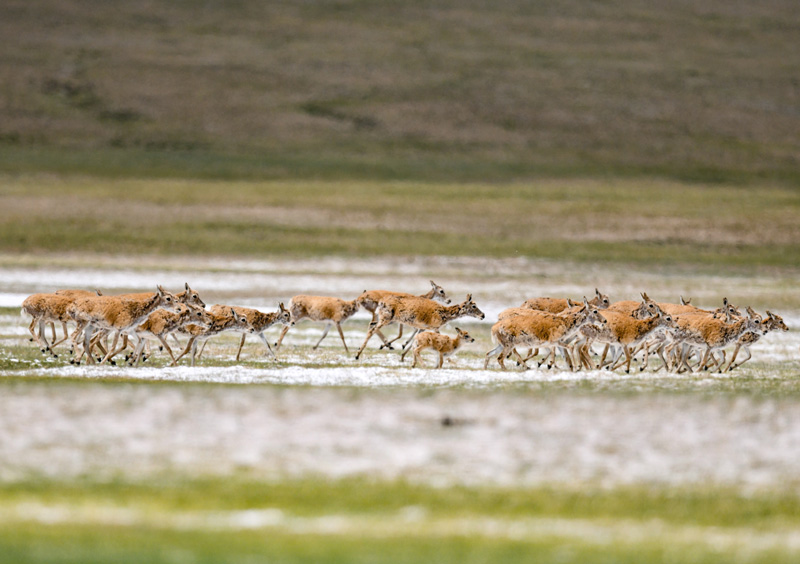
(484, 298, 605, 371)
(357, 280, 450, 349)
(128, 303, 214, 366)
(404, 328, 474, 368)
(174, 307, 252, 366)
(208, 303, 291, 360)
(594, 304, 677, 373)
(724, 309, 787, 371)
(521, 288, 610, 313)
(670, 310, 763, 373)
(355, 294, 485, 360)
(22, 289, 102, 356)
(67, 286, 180, 364)
(274, 295, 360, 354)
(85, 283, 206, 361)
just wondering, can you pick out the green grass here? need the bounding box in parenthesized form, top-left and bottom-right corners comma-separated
(1, 477, 799, 564)
(3, 175, 799, 269)
(0, 0, 798, 184)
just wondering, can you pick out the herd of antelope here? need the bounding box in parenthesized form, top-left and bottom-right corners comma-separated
(20, 281, 787, 373)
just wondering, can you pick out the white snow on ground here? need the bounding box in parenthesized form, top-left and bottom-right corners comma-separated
(2, 255, 800, 491)
(1, 373, 800, 491)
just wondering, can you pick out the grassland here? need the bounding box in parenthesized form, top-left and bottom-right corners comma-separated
(1, 0, 798, 184)
(2, 1, 799, 561)
(2, 174, 799, 270)
(2, 477, 799, 564)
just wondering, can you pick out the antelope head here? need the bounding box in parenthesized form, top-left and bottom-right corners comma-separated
(595, 288, 610, 309)
(279, 302, 293, 326)
(459, 294, 485, 320)
(431, 280, 451, 304)
(455, 327, 475, 343)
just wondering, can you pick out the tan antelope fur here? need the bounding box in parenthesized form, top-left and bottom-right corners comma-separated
(406, 328, 474, 368)
(521, 288, 609, 313)
(129, 304, 214, 365)
(355, 294, 484, 360)
(595, 304, 677, 373)
(275, 295, 360, 354)
(671, 309, 763, 373)
(357, 280, 450, 349)
(484, 298, 606, 371)
(209, 303, 291, 360)
(67, 286, 180, 365)
(22, 289, 101, 355)
(91, 283, 206, 359)
(724, 309, 787, 371)
(174, 307, 252, 366)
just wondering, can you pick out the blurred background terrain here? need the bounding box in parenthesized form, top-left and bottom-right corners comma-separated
(1, 0, 798, 183)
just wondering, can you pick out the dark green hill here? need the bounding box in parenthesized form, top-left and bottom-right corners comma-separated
(1, 0, 798, 182)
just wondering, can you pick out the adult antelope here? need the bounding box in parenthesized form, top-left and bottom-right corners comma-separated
(274, 295, 360, 354)
(22, 289, 101, 356)
(355, 294, 485, 360)
(521, 288, 610, 313)
(209, 303, 291, 360)
(670, 309, 763, 373)
(174, 307, 252, 366)
(128, 304, 214, 366)
(484, 298, 605, 371)
(593, 304, 677, 373)
(724, 309, 788, 371)
(357, 280, 450, 349)
(67, 286, 180, 365)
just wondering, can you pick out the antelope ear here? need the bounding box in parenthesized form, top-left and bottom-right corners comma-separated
(430, 280, 436, 286)
(157, 285, 165, 295)
(583, 296, 590, 306)
(185, 282, 190, 290)
(595, 288, 601, 297)
(466, 294, 472, 302)
(766, 310, 774, 318)
(640, 292, 649, 301)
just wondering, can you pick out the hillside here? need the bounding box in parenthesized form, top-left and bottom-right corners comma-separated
(1, 0, 798, 182)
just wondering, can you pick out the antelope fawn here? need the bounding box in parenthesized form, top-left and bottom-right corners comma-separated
(405, 328, 474, 368)
(275, 295, 360, 354)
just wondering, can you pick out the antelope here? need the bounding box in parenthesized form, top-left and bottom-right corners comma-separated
(405, 327, 474, 368)
(484, 298, 606, 371)
(174, 307, 252, 366)
(357, 280, 450, 349)
(724, 309, 788, 371)
(208, 303, 291, 360)
(355, 294, 485, 360)
(128, 304, 214, 366)
(670, 310, 763, 373)
(594, 304, 677, 373)
(21, 289, 101, 356)
(67, 286, 180, 365)
(521, 288, 610, 313)
(85, 283, 206, 361)
(274, 295, 360, 354)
